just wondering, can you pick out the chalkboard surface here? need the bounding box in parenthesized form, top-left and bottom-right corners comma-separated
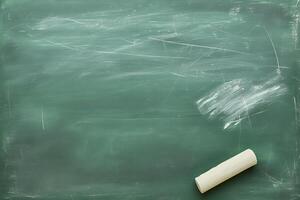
(1, 0, 299, 199)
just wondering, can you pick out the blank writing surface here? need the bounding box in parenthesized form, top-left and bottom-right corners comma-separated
(0, 0, 299, 199)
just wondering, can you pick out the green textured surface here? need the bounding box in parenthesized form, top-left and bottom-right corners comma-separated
(0, 0, 299, 199)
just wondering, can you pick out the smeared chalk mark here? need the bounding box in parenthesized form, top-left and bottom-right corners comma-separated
(296, 0, 300, 7)
(196, 76, 287, 129)
(262, 170, 283, 188)
(243, 97, 253, 128)
(264, 27, 281, 74)
(149, 37, 248, 55)
(292, 14, 299, 49)
(224, 118, 244, 129)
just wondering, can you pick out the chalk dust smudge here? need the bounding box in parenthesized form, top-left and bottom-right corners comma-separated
(196, 76, 287, 129)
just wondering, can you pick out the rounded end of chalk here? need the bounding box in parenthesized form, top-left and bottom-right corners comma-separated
(195, 177, 205, 194)
(246, 149, 257, 165)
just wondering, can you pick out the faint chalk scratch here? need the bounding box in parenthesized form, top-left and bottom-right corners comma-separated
(95, 50, 186, 59)
(149, 37, 248, 55)
(294, 97, 299, 127)
(44, 40, 78, 51)
(41, 107, 45, 131)
(7, 86, 12, 118)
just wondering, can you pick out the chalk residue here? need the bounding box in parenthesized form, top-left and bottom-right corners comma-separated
(196, 76, 287, 129)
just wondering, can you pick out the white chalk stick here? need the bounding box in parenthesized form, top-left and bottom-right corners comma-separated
(195, 149, 257, 193)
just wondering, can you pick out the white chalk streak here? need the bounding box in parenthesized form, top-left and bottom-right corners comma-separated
(264, 27, 281, 74)
(196, 76, 287, 129)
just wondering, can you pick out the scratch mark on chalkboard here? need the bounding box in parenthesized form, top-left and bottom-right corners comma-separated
(294, 97, 299, 126)
(237, 116, 242, 150)
(33, 16, 106, 30)
(59, 17, 86, 26)
(259, 158, 299, 192)
(44, 40, 78, 51)
(19, 148, 24, 161)
(8, 194, 42, 199)
(261, 169, 285, 188)
(126, 12, 162, 20)
(263, 27, 281, 74)
(293, 159, 297, 176)
(104, 71, 162, 80)
(196, 76, 287, 129)
(86, 192, 152, 198)
(41, 107, 45, 131)
(114, 39, 144, 52)
(292, 194, 300, 200)
(95, 50, 186, 59)
(32, 39, 80, 51)
(170, 72, 185, 77)
(33, 38, 186, 60)
(7, 86, 12, 118)
(34, 17, 82, 30)
(149, 37, 248, 55)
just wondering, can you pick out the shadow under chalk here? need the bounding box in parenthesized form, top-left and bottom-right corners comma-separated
(194, 167, 259, 200)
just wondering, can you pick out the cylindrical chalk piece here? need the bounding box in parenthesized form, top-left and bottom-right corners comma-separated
(195, 149, 257, 193)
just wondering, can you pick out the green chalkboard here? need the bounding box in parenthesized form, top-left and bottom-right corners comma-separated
(1, 0, 299, 199)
